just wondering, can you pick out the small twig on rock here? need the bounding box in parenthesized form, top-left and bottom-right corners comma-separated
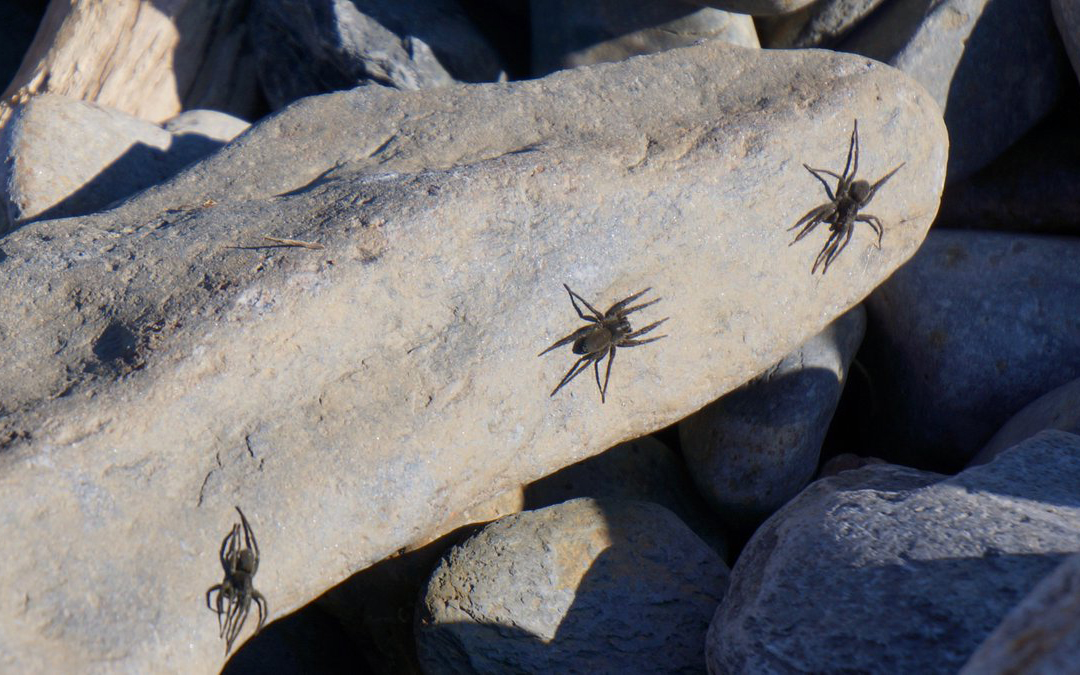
(262, 235, 324, 250)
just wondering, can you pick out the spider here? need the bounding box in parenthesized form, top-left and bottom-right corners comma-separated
(789, 119, 904, 274)
(539, 284, 668, 403)
(206, 506, 268, 654)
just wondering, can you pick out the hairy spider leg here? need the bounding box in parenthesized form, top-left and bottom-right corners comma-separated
(223, 596, 250, 653)
(237, 507, 259, 574)
(549, 351, 603, 397)
(538, 325, 592, 356)
(864, 163, 905, 205)
(789, 203, 835, 242)
(803, 164, 840, 202)
(845, 120, 859, 182)
(623, 317, 668, 342)
(595, 346, 615, 403)
(614, 296, 662, 318)
(813, 223, 855, 274)
(604, 288, 652, 317)
(563, 284, 604, 321)
(857, 215, 884, 248)
(252, 590, 269, 631)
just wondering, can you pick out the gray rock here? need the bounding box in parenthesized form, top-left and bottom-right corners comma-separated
(960, 550, 1080, 675)
(0, 94, 248, 229)
(971, 377, 1080, 466)
(163, 109, 252, 141)
(417, 498, 729, 674)
(531, 0, 758, 76)
(1053, 0, 1080, 84)
(861, 229, 1080, 469)
(839, 0, 1070, 182)
(707, 430, 1080, 675)
(680, 305, 866, 527)
(0, 41, 945, 672)
(525, 435, 728, 557)
(818, 452, 886, 477)
(249, 0, 505, 110)
(757, 0, 887, 48)
(687, 0, 817, 15)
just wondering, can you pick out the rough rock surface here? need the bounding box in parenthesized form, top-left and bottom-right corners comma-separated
(861, 229, 1080, 469)
(971, 377, 1080, 466)
(417, 498, 729, 673)
(757, 0, 886, 48)
(249, 0, 505, 109)
(960, 550, 1080, 675)
(680, 305, 865, 527)
(840, 0, 1069, 182)
(0, 41, 945, 672)
(688, 0, 817, 15)
(531, 0, 758, 75)
(707, 431, 1080, 674)
(0, 93, 249, 228)
(1053, 0, 1080, 83)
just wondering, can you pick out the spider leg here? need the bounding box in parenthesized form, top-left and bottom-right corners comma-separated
(843, 120, 859, 182)
(538, 325, 592, 356)
(620, 335, 667, 347)
(818, 223, 855, 274)
(789, 205, 833, 243)
(604, 288, 652, 316)
(550, 353, 598, 397)
(616, 296, 661, 317)
(564, 284, 603, 321)
(857, 215, 884, 248)
(864, 163, 905, 205)
(624, 317, 669, 340)
(220, 524, 239, 573)
(224, 596, 250, 653)
(237, 507, 259, 574)
(812, 228, 844, 274)
(252, 590, 269, 632)
(803, 165, 839, 202)
(596, 347, 615, 404)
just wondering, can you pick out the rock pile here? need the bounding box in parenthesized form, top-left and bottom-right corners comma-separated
(0, 1, 1076, 673)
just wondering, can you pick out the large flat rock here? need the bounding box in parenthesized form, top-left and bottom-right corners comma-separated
(0, 41, 946, 672)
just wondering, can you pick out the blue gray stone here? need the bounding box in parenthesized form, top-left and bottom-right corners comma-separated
(707, 430, 1080, 674)
(971, 377, 1080, 466)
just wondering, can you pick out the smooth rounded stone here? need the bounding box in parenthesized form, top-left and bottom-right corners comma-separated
(0, 42, 946, 672)
(861, 229, 1080, 470)
(162, 109, 252, 141)
(417, 498, 729, 674)
(1, 0, 261, 126)
(1053, 0, 1080, 83)
(970, 377, 1080, 466)
(707, 430, 1080, 675)
(679, 305, 865, 527)
(960, 551, 1080, 675)
(934, 106, 1080, 234)
(0, 94, 248, 229)
(524, 435, 728, 557)
(757, 0, 886, 48)
(686, 0, 817, 15)
(249, 0, 505, 110)
(531, 0, 758, 75)
(839, 0, 1069, 182)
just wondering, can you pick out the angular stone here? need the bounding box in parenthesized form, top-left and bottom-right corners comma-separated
(707, 431, 1080, 674)
(680, 305, 865, 528)
(531, 0, 758, 75)
(757, 0, 887, 48)
(0, 41, 945, 672)
(249, 0, 505, 110)
(839, 0, 1069, 182)
(960, 551, 1080, 675)
(861, 230, 1080, 469)
(971, 377, 1080, 466)
(1053, 0, 1080, 83)
(0, 94, 249, 228)
(417, 498, 729, 673)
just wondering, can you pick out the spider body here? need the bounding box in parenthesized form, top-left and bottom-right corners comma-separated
(789, 120, 904, 274)
(206, 506, 268, 654)
(539, 284, 668, 403)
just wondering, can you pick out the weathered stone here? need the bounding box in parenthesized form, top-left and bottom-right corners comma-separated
(249, 0, 505, 110)
(935, 107, 1080, 234)
(0, 93, 248, 228)
(162, 109, 252, 141)
(840, 0, 1069, 182)
(971, 377, 1080, 466)
(861, 230, 1080, 469)
(680, 305, 865, 527)
(818, 452, 887, 477)
(0, 41, 945, 672)
(960, 550, 1080, 675)
(1, 0, 261, 126)
(1053, 0, 1080, 84)
(531, 0, 758, 75)
(525, 435, 728, 557)
(417, 498, 729, 673)
(707, 431, 1080, 674)
(687, 0, 817, 15)
(757, 0, 886, 48)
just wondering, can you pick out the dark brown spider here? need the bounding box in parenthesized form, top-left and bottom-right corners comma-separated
(206, 506, 268, 654)
(789, 120, 904, 274)
(539, 284, 668, 403)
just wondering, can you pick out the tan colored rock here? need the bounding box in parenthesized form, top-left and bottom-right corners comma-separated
(0, 41, 946, 672)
